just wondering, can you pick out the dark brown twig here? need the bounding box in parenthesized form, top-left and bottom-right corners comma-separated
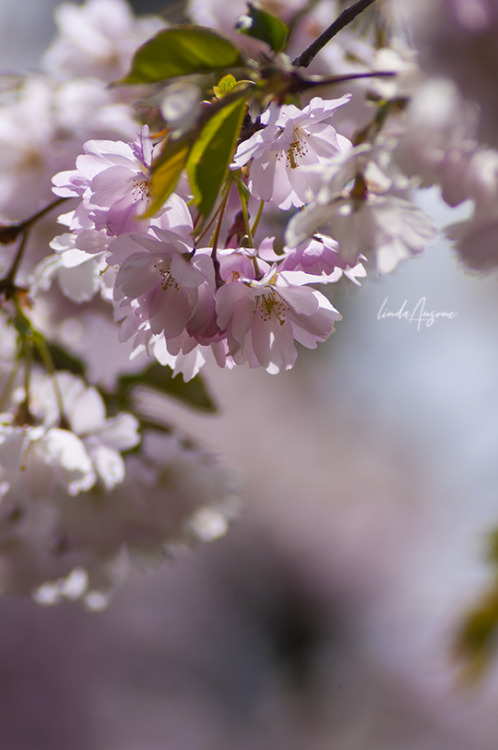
(292, 0, 377, 69)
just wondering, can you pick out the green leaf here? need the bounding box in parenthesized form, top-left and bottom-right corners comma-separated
(235, 3, 288, 52)
(488, 529, 498, 562)
(145, 137, 192, 217)
(454, 587, 498, 680)
(117, 363, 218, 413)
(120, 26, 244, 84)
(187, 97, 247, 218)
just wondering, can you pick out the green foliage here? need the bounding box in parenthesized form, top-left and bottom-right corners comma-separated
(116, 362, 218, 414)
(454, 530, 498, 681)
(235, 3, 289, 52)
(454, 587, 498, 680)
(487, 529, 498, 562)
(120, 26, 244, 84)
(187, 97, 247, 219)
(146, 137, 191, 217)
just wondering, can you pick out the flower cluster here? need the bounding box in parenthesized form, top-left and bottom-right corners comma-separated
(42, 96, 369, 380)
(1, 0, 498, 607)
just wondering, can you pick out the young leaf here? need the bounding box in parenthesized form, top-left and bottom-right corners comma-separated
(187, 98, 247, 219)
(117, 363, 218, 413)
(120, 26, 244, 84)
(213, 74, 238, 99)
(235, 3, 288, 52)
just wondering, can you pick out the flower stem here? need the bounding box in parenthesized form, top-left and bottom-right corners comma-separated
(210, 186, 232, 287)
(0, 231, 30, 298)
(235, 176, 254, 247)
(195, 187, 230, 244)
(210, 182, 232, 253)
(34, 332, 67, 427)
(251, 200, 265, 237)
(0, 350, 20, 414)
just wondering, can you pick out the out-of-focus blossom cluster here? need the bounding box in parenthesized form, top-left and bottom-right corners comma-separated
(0, 321, 239, 608)
(390, 0, 498, 150)
(0, 415, 240, 609)
(0, 0, 241, 606)
(385, 0, 498, 271)
(1, 0, 498, 606)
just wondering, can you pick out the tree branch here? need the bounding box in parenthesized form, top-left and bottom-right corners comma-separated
(292, 0, 377, 69)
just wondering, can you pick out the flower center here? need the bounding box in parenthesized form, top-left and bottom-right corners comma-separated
(285, 129, 309, 169)
(257, 290, 289, 325)
(131, 176, 152, 203)
(153, 260, 179, 292)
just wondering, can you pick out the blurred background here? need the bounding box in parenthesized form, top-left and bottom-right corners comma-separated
(1, 2, 498, 749)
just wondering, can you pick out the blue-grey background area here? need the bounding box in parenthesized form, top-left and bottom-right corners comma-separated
(2, 2, 498, 750)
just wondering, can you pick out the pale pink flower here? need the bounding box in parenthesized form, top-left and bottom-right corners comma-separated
(148, 336, 212, 381)
(39, 188, 194, 311)
(216, 265, 341, 374)
(257, 234, 365, 281)
(30, 229, 113, 303)
(52, 128, 155, 235)
(0, 373, 138, 501)
(28, 371, 140, 492)
(109, 229, 218, 358)
(287, 146, 438, 274)
(232, 96, 352, 209)
(0, 423, 96, 498)
(438, 140, 498, 271)
(289, 192, 437, 274)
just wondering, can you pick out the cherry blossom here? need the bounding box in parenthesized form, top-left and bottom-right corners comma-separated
(258, 233, 366, 281)
(216, 264, 341, 373)
(108, 228, 219, 364)
(52, 128, 155, 235)
(30, 229, 112, 303)
(232, 96, 352, 209)
(286, 145, 438, 274)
